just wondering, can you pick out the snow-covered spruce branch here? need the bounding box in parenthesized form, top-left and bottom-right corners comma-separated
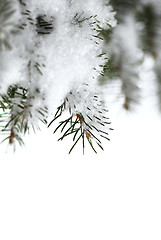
(48, 83, 113, 154)
(0, 0, 116, 153)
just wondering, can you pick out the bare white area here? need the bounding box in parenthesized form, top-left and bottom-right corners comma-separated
(0, 86, 161, 240)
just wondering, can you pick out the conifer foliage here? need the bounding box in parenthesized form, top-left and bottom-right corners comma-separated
(0, 0, 115, 153)
(1, 0, 160, 153)
(101, 0, 161, 111)
(48, 83, 113, 154)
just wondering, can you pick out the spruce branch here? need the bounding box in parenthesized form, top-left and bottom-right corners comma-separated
(48, 88, 113, 154)
(0, 0, 115, 153)
(0, 85, 48, 148)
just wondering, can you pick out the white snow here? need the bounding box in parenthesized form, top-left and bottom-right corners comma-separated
(0, 0, 116, 145)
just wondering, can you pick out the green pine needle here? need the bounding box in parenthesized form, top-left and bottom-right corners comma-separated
(48, 99, 110, 154)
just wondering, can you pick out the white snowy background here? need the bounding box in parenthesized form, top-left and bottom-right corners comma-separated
(0, 68, 161, 240)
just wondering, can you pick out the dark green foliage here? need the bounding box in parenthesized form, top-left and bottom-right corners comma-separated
(48, 97, 112, 154)
(0, 85, 28, 147)
(136, 4, 158, 55)
(73, 12, 93, 27)
(36, 15, 54, 35)
(111, 0, 139, 21)
(99, 1, 161, 111)
(0, 0, 16, 50)
(99, 27, 113, 44)
(0, 85, 47, 149)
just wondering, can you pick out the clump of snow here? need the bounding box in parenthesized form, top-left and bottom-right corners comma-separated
(0, 0, 116, 135)
(64, 82, 112, 141)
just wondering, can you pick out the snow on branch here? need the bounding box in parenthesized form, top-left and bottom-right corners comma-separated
(0, 0, 116, 152)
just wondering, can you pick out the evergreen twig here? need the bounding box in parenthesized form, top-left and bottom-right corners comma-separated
(48, 91, 112, 154)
